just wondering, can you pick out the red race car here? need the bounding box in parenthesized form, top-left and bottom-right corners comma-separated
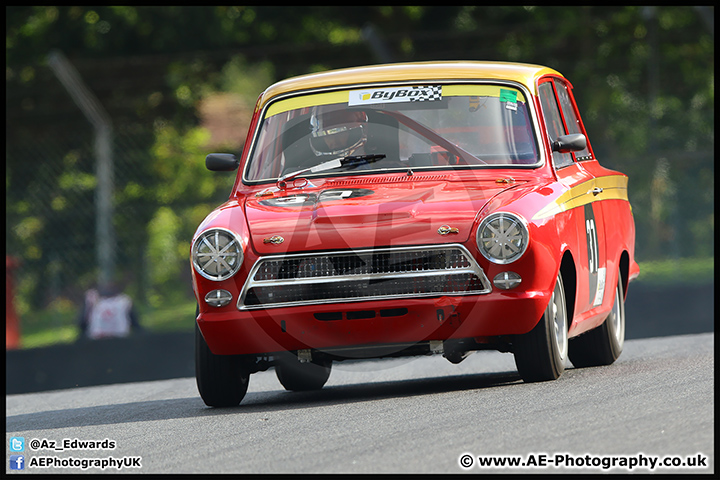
(191, 61, 639, 406)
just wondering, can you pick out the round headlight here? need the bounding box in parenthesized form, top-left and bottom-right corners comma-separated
(476, 212, 529, 264)
(192, 228, 243, 281)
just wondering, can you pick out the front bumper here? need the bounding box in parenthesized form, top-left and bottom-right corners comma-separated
(197, 291, 548, 356)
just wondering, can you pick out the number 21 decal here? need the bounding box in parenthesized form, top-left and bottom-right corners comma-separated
(584, 204, 606, 307)
(586, 216, 598, 275)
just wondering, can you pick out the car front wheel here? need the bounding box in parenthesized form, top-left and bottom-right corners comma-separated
(513, 272, 568, 382)
(195, 321, 250, 407)
(569, 269, 625, 367)
(275, 352, 332, 392)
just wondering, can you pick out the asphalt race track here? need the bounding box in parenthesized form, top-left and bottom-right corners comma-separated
(6, 332, 713, 474)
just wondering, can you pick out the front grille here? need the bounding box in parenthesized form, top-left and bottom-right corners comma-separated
(239, 244, 491, 309)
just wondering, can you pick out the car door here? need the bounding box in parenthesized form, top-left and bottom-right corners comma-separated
(538, 77, 608, 320)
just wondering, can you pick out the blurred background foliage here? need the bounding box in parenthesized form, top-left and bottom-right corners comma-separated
(5, 6, 714, 345)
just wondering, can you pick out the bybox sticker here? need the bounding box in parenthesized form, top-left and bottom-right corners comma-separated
(349, 86, 442, 106)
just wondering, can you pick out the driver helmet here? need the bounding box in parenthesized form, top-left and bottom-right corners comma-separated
(309, 107, 368, 157)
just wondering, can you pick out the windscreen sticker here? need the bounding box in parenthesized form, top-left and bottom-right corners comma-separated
(499, 89, 518, 103)
(500, 88, 518, 111)
(349, 86, 442, 106)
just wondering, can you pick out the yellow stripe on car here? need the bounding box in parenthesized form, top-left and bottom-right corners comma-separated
(258, 61, 561, 109)
(265, 90, 350, 118)
(532, 175, 628, 220)
(264, 84, 527, 119)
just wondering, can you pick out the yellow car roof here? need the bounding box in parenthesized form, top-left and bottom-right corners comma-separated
(257, 61, 562, 110)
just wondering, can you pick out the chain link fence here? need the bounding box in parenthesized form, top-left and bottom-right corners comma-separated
(6, 128, 234, 321)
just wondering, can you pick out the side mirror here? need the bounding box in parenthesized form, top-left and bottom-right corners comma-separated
(552, 134, 586, 153)
(205, 153, 239, 172)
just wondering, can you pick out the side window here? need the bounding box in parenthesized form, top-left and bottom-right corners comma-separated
(538, 81, 573, 169)
(554, 79, 591, 160)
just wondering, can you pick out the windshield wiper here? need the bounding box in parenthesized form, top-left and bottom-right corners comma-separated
(277, 154, 386, 189)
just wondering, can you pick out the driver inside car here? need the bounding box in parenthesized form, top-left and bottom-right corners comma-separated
(309, 107, 369, 158)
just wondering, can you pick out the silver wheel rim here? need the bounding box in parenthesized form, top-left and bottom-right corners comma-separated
(611, 278, 625, 349)
(551, 278, 568, 360)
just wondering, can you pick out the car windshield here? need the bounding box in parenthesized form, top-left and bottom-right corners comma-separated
(244, 83, 539, 183)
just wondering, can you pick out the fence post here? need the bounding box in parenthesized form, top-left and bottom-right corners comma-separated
(48, 50, 115, 286)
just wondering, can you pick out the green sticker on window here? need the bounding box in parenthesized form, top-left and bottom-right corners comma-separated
(500, 89, 518, 103)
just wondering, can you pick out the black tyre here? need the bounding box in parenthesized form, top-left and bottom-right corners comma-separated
(275, 352, 332, 391)
(569, 270, 625, 367)
(513, 272, 568, 382)
(195, 322, 249, 407)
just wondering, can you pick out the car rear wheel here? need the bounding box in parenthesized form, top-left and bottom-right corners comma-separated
(513, 272, 568, 382)
(275, 352, 332, 391)
(569, 269, 625, 367)
(195, 321, 249, 407)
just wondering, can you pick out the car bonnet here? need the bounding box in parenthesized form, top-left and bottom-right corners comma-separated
(244, 175, 523, 254)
